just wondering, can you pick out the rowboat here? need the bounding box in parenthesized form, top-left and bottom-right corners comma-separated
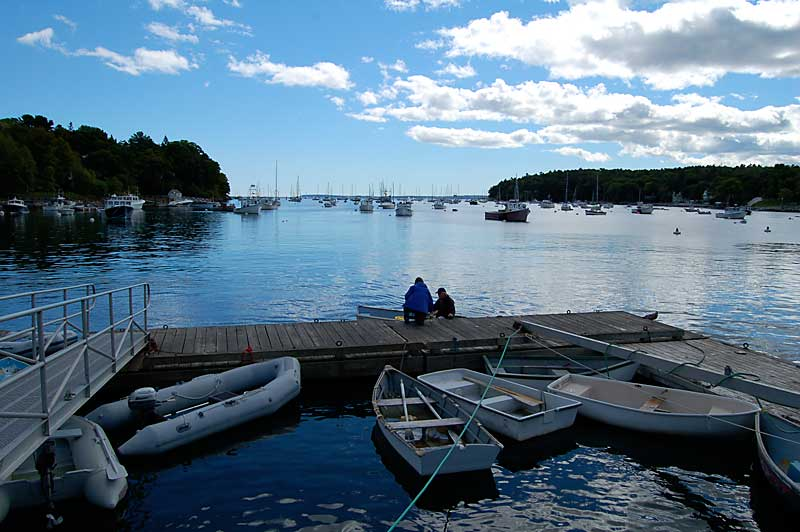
(356, 305, 405, 321)
(418, 368, 580, 441)
(483, 354, 639, 390)
(372, 366, 502, 476)
(0, 416, 127, 523)
(756, 412, 800, 505)
(116, 357, 301, 455)
(547, 374, 759, 437)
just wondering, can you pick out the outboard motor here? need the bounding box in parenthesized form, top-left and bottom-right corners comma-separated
(128, 387, 158, 412)
(35, 440, 62, 528)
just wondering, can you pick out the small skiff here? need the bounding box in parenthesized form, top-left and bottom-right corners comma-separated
(0, 416, 127, 523)
(117, 357, 301, 455)
(418, 368, 581, 441)
(547, 374, 759, 437)
(484, 354, 639, 390)
(756, 412, 800, 506)
(372, 366, 501, 476)
(356, 305, 405, 321)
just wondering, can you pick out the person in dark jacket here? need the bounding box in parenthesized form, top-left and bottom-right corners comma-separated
(404, 277, 433, 325)
(432, 287, 456, 319)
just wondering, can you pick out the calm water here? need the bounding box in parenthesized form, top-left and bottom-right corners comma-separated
(2, 202, 799, 531)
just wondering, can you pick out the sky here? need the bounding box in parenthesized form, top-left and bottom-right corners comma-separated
(2, 0, 800, 195)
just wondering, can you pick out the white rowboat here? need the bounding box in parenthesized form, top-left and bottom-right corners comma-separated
(372, 366, 501, 476)
(418, 369, 581, 441)
(756, 412, 800, 506)
(483, 354, 639, 390)
(547, 374, 759, 437)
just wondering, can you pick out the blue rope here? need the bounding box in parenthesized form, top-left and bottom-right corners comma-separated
(386, 329, 518, 531)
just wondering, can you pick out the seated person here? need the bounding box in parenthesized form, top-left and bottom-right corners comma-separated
(404, 277, 433, 325)
(432, 287, 455, 319)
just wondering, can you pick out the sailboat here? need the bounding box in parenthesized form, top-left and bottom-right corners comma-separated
(584, 175, 607, 216)
(561, 173, 573, 211)
(289, 176, 302, 202)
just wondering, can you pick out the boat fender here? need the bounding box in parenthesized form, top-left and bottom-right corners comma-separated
(128, 388, 158, 411)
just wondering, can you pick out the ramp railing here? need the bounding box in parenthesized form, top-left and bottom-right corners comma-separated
(0, 283, 150, 480)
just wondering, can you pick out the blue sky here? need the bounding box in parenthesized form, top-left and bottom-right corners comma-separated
(3, 0, 799, 195)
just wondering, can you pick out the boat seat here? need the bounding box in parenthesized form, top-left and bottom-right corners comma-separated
(386, 417, 464, 430)
(209, 391, 241, 403)
(640, 397, 666, 411)
(439, 381, 479, 392)
(376, 397, 425, 407)
(551, 369, 570, 377)
(561, 383, 591, 396)
(481, 394, 513, 405)
(51, 428, 83, 439)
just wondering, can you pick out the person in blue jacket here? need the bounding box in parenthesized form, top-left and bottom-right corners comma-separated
(404, 277, 434, 325)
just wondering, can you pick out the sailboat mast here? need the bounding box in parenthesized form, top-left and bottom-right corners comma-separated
(274, 160, 278, 199)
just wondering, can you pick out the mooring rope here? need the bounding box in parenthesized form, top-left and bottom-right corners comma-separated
(386, 329, 519, 532)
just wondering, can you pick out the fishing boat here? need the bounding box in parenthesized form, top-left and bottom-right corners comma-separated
(234, 185, 261, 215)
(3, 198, 29, 215)
(756, 412, 800, 505)
(372, 366, 502, 476)
(418, 369, 581, 441)
(359, 198, 374, 212)
(484, 354, 639, 390)
(379, 197, 396, 209)
(715, 206, 747, 219)
(104, 194, 145, 218)
(0, 416, 127, 523)
(396, 201, 413, 217)
(547, 374, 759, 436)
(485, 180, 529, 222)
(109, 357, 301, 455)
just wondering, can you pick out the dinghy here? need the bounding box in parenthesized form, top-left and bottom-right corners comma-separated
(116, 357, 301, 455)
(547, 374, 759, 437)
(418, 368, 581, 441)
(356, 305, 405, 321)
(372, 366, 501, 476)
(484, 354, 639, 390)
(0, 416, 127, 523)
(756, 412, 800, 505)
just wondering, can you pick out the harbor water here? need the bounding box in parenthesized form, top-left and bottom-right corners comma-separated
(1, 202, 799, 531)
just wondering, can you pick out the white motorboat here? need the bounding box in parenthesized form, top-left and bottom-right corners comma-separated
(433, 200, 446, 210)
(715, 206, 747, 219)
(168, 198, 193, 208)
(0, 416, 127, 523)
(547, 374, 759, 437)
(235, 185, 261, 215)
(632, 203, 654, 214)
(539, 200, 555, 209)
(3, 198, 29, 215)
(418, 369, 581, 441)
(560, 203, 573, 211)
(756, 412, 800, 506)
(373, 366, 502, 476)
(396, 201, 413, 217)
(359, 198, 374, 212)
(113, 357, 301, 455)
(379, 198, 395, 209)
(484, 354, 639, 390)
(104, 194, 145, 218)
(584, 204, 606, 216)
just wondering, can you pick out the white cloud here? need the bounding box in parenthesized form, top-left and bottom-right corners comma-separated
(415, 39, 444, 50)
(440, 1, 800, 90)
(361, 56, 374, 63)
(147, 22, 199, 44)
(436, 63, 476, 79)
(407, 126, 542, 148)
(224, 0, 242, 7)
(357, 91, 380, 106)
(76, 47, 197, 76)
(53, 15, 77, 31)
(148, 1, 251, 35)
(385, 0, 460, 11)
(348, 74, 800, 164)
(17, 28, 57, 48)
(228, 52, 353, 90)
(553, 147, 611, 162)
(329, 96, 346, 109)
(148, 0, 185, 10)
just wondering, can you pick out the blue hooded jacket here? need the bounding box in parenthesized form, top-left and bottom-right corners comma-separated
(404, 281, 434, 314)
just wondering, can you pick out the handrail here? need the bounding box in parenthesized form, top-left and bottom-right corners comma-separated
(0, 283, 149, 323)
(0, 283, 96, 303)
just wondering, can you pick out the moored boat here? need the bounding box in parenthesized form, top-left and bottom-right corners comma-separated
(396, 201, 412, 217)
(114, 357, 301, 455)
(0, 416, 127, 523)
(756, 412, 800, 506)
(104, 194, 144, 218)
(715, 206, 747, 219)
(547, 374, 759, 436)
(372, 366, 502, 476)
(356, 305, 405, 321)
(631, 203, 654, 214)
(539, 200, 555, 209)
(484, 354, 639, 390)
(3, 198, 29, 215)
(418, 369, 581, 441)
(359, 198, 374, 212)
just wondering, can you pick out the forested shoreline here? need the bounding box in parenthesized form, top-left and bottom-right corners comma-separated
(0, 114, 230, 199)
(489, 166, 800, 206)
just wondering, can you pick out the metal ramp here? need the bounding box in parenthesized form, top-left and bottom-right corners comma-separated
(0, 283, 150, 480)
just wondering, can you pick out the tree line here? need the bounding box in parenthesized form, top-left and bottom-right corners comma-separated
(489, 166, 800, 205)
(0, 114, 230, 199)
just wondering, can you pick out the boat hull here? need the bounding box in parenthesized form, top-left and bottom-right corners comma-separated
(104, 205, 133, 218)
(547, 374, 759, 437)
(234, 205, 261, 215)
(419, 369, 581, 441)
(756, 412, 800, 506)
(484, 355, 639, 390)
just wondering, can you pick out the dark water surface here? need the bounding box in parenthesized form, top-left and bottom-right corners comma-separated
(2, 203, 799, 531)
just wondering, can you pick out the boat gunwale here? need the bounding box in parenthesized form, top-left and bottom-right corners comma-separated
(419, 369, 580, 423)
(484, 354, 638, 381)
(547, 374, 760, 419)
(756, 412, 800, 497)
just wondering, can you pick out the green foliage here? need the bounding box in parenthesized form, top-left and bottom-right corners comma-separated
(0, 114, 230, 199)
(488, 165, 800, 205)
